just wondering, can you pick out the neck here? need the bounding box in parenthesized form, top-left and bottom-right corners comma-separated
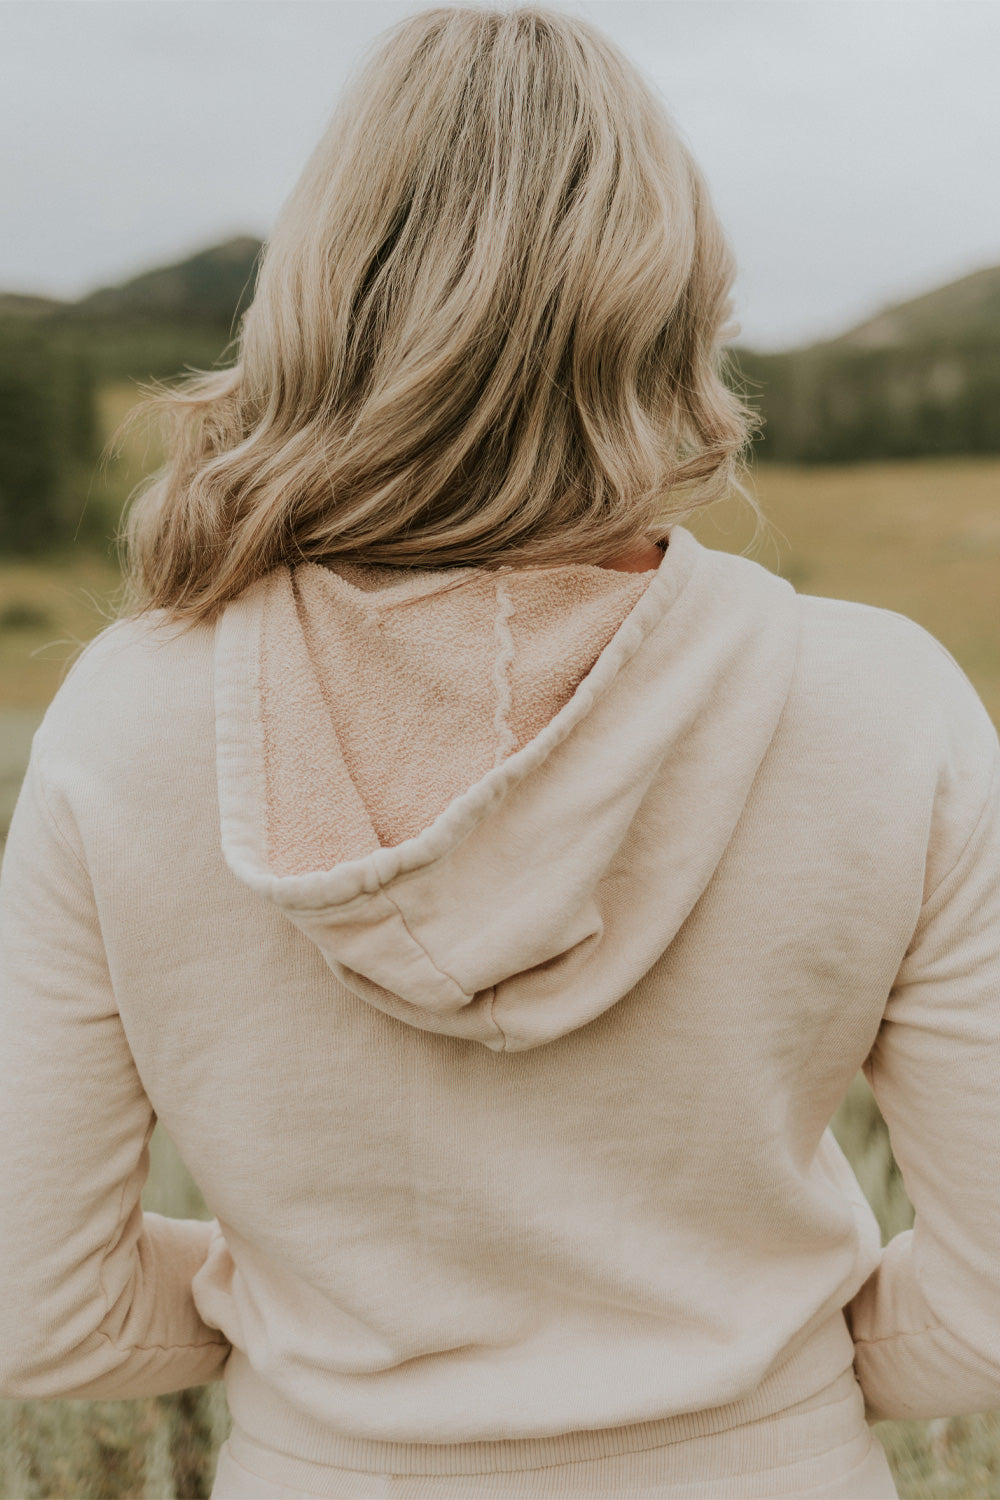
(599, 538, 665, 573)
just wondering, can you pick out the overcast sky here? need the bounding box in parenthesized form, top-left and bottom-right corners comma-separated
(3, 0, 1000, 350)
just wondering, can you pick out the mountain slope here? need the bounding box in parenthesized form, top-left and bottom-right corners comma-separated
(67, 236, 263, 327)
(0, 293, 68, 319)
(834, 264, 1000, 352)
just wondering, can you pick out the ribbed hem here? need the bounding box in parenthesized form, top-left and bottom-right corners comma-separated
(224, 1311, 856, 1476)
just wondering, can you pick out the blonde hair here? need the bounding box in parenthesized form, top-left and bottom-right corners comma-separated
(119, 4, 755, 624)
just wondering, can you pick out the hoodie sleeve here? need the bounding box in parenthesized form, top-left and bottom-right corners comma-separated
(0, 746, 231, 1400)
(845, 636, 1000, 1422)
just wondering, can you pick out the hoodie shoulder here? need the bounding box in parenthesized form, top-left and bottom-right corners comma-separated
(792, 590, 998, 885)
(33, 612, 216, 776)
(795, 591, 993, 737)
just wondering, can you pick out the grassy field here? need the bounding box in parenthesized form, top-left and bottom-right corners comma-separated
(1, 447, 999, 1496)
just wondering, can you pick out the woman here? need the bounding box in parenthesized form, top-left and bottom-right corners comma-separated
(2, 7, 998, 1497)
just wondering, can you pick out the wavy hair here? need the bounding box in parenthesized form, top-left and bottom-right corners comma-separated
(119, 4, 755, 624)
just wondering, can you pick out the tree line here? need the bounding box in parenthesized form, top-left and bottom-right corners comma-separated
(0, 324, 97, 553)
(735, 340, 1000, 464)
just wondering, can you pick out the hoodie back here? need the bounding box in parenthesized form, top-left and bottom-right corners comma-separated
(217, 526, 797, 1051)
(3, 525, 1000, 1475)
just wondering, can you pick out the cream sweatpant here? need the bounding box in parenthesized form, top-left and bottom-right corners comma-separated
(209, 1366, 898, 1499)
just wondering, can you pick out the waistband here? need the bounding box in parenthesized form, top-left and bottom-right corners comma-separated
(223, 1309, 858, 1476)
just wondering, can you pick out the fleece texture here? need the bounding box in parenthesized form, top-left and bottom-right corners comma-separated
(1, 524, 999, 1482)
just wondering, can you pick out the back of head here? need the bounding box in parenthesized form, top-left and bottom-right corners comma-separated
(122, 4, 752, 624)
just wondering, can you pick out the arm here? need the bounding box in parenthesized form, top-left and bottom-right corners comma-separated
(0, 748, 231, 1399)
(846, 681, 1000, 1421)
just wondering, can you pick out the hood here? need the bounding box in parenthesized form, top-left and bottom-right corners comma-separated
(215, 525, 800, 1051)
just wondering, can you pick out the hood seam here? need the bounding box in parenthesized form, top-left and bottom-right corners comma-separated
(488, 986, 508, 1052)
(492, 580, 517, 768)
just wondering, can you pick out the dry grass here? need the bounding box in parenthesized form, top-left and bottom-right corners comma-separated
(0, 553, 122, 712)
(1, 443, 999, 1496)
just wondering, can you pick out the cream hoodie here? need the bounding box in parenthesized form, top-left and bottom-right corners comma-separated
(2, 525, 999, 1470)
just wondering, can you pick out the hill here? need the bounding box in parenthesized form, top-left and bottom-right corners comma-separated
(0, 238, 263, 553)
(0, 238, 263, 388)
(834, 263, 1000, 351)
(0, 292, 68, 319)
(68, 235, 263, 328)
(734, 259, 1000, 462)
